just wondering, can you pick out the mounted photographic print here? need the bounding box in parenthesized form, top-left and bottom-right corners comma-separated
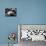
(18, 24, 46, 42)
(5, 8, 17, 16)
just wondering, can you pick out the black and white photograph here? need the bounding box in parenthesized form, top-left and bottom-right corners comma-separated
(5, 8, 17, 16)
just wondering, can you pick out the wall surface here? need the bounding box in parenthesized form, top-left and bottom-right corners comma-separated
(0, 0, 46, 45)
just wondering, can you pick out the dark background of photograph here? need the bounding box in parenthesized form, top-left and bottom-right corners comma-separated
(5, 8, 17, 17)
